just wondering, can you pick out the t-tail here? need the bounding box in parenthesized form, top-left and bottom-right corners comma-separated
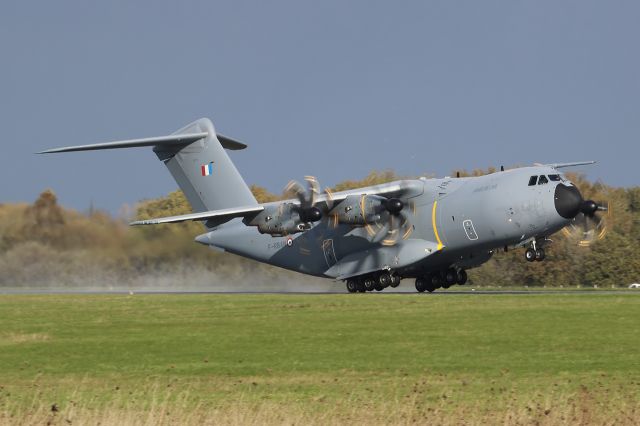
(39, 118, 258, 215)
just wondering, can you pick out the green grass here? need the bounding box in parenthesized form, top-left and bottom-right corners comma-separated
(1, 293, 639, 424)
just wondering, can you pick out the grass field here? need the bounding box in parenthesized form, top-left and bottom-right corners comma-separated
(0, 293, 639, 425)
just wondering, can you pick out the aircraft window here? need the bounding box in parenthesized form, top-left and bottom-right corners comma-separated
(538, 175, 549, 185)
(528, 176, 538, 186)
(548, 174, 561, 182)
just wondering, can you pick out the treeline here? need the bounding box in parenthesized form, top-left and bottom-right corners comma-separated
(0, 170, 638, 288)
(0, 190, 284, 288)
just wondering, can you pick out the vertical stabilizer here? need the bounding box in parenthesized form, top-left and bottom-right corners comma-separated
(155, 118, 257, 212)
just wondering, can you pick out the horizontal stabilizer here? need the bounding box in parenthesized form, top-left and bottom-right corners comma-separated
(130, 205, 264, 226)
(216, 134, 248, 150)
(38, 132, 246, 154)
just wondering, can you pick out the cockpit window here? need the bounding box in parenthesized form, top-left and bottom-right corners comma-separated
(528, 176, 538, 186)
(538, 175, 549, 185)
(548, 174, 561, 182)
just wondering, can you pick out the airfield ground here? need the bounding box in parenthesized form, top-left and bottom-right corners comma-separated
(0, 293, 639, 425)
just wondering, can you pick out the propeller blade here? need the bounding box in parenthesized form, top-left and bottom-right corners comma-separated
(324, 188, 340, 228)
(304, 176, 319, 206)
(381, 214, 400, 246)
(564, 197, 611, 247)
(285, 180, 307, 206)
(400, 211, 413, 240)
(324, 187, 334, 211)
(287, 176, 328, 209)
(376, 202, 414, 246)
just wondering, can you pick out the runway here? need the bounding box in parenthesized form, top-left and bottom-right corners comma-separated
(1, 289, 639, 295)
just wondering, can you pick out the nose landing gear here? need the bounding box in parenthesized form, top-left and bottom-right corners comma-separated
(525, 248, 537, 262)
(525, 240, 546, 262)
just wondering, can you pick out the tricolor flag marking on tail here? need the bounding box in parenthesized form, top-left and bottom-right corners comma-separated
(201, 162, 214, 176)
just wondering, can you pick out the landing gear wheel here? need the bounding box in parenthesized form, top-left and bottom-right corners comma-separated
(390, 275, 401, 288)
(356, 281, 366, 293)
(424, 275, 436, 293)
(525, 248, 537, 262)
(364, 278, 376, 291)
(430, 274, 442, 289)
(444, 269, 457, 287)
(374, 283, 385, 291)
(378, 273, 392, 288)
(346, 280, 357, 293)
(456, 269, 468, 285)
(535, 248, 546, 261)
(415, 278, 427, 293)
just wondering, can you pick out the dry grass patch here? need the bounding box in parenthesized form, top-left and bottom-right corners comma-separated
(1, 388, 639, 426)
(0, 332, 50, 345)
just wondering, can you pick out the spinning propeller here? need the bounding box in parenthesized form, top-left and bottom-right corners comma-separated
(362, 195, 414, 246)
(563, 200, 610, 247)
(284, 176, 333, 223)
(555, 181, 611, 247)
(284, 176, 414, 245)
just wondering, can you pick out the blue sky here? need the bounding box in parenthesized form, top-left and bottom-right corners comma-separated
(1, 1, 638, 213)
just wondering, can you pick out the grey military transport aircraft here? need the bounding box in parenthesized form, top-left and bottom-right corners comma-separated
(40, 118, 608, 293)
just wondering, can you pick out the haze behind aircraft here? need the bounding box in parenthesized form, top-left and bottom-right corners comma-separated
(40, 118, 608, 293)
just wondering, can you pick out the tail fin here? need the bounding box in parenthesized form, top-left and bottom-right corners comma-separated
(39, 118, 258, 212)
(159, 118, 257, 212)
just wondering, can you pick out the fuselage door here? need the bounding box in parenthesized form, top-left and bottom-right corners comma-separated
(463, 219, 479, 240)
(322, 239, 338, 267)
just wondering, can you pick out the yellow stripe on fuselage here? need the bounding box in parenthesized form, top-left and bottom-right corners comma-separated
(431, 201, 444, 251)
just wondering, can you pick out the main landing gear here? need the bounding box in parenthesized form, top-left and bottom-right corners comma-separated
(524, 240, 545, 262)
(415, 268, 467, 293)
(345, 271, 401, 293)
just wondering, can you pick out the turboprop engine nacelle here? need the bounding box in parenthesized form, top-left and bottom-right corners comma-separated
(330, 194, 387, 226)
(246, 203, 309, 236)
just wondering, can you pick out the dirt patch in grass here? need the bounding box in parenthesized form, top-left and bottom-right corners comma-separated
(0, 332, 51, 345)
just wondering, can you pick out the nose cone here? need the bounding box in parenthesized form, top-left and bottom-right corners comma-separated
(554, 184, 583, 219)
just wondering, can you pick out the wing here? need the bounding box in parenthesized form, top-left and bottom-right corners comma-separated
(130, 205, 263, 226)
(304, 179, 424, 211)
(130, 179, 423, 226)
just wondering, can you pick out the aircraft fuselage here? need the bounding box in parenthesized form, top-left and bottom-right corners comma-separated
(203, 166, 573, 279)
